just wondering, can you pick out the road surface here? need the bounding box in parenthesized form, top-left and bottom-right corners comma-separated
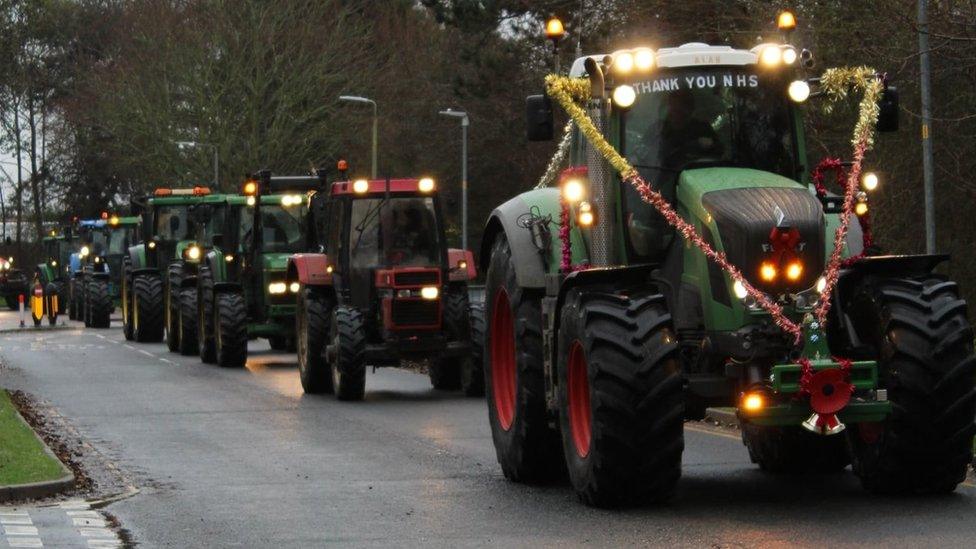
(0, 312, 974, 547)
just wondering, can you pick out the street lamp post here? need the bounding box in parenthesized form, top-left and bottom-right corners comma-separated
(439, 109, 469, 250)
(175, 141, 218, 189)
(339, 95, 378, 179)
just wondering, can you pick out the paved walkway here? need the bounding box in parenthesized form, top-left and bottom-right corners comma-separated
(0, 499, 122, 548)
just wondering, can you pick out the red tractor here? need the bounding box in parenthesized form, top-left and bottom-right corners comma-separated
(287, 176, 482, 400)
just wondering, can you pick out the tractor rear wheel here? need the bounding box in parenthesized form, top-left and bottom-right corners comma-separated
(67, 279, 79, 320)
(87, 278, 113, 329)
(215, 292, 247, 368)
(484, 234, 561, 483)
(82, 276, 93, 327)
(197, 267, 216, 363)
(844, 274, 975, 494)
(297, 288, 333, 394)
(742, 424, 849, 473)
(133, 273, 164, 342)
(165, 265, 182, 352)
(556, 289, 684, 507)
(331, 305, 365, 401)
(460, 301, 486, 397)
(177, 288, 198, 355)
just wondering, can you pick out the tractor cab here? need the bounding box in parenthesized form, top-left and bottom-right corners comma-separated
(287, 175, 481, 400)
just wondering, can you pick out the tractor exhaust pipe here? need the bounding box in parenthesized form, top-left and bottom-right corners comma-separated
(583, 57, 614, 266)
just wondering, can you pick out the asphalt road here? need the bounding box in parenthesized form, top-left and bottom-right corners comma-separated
(1, 313, 976, 547)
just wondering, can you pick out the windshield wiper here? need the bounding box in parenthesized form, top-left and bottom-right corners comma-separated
(352, 199, 387, 252)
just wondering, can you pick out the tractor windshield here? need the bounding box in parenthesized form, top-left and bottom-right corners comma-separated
(620, 67, 797, 260)
(349, 197, 439, 268)
(155, 205, 195, 242)
(107, 227, 134, 255)
(249, 203, 306, 254)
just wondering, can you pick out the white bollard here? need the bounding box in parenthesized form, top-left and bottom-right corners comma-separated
(18, 293, 24, 328)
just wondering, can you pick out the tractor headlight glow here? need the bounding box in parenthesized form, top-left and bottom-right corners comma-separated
(855, 201, 869, 216)
(186, 245, 201, 261)
(785, 261, 803, 281)
(148, 241, 157, 249)
(760, 45, 782, 67)
(51, 260, 57, 267)
(733, 280, 748, 299)
(418, 177, 435, 193)
(862, 172, 879, 191)
(788, 80, 810, 103)
(94, 256, 100, 264)
(268, 282, 287, 294)
(289, 282, 300, 293)
(634, 48, 654, 70)
(816, 276, 827, 294)
(742, 392, 764, 412)
(577, 201, 595, 227)
(80, 246, 90, 257)
(246, 196, 256, 206)
(562, 178, 585, 203)
(782, 47, 798, 65)
(759, 261, 777, 282)
(353, 179, 370, 194)
(612, 85, 636, 109)
(225, 255, 234, 262)
(420, 286, 439, 300)
(612, 51, 634, 74)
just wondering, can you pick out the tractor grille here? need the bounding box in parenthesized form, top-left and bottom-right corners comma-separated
(268, 292, 293, 306)
(393, 270, 439, 287)
(391, 299, 439, 328)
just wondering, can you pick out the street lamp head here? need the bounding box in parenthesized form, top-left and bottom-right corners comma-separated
(439, 109, 469, 125)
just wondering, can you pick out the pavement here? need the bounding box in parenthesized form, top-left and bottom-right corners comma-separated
(0, 310, 975, 547)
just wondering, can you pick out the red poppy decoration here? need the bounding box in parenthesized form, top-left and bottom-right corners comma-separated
(799, 359, 854, 435)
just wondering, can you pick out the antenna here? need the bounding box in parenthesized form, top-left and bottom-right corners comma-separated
(575, 0, 584, 59)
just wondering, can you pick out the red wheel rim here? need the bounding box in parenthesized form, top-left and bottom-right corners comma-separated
(491, 288, 516, 431)
(567, 341, 591, 458)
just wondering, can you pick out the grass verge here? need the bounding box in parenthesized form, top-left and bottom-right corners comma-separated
(0, 389, 67, 485)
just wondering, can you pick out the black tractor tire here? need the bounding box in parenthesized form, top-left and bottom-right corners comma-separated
(297, 288, 333, 394)
(742, 424, 849, 474)
(461, 301, 486, 397)
(6, 295, 19, 312)
(197, 266, 216, 363)
(133, 273, 164, 342)
(177, 288, 198, 355)
(121, 266, 135, 341)
(165, 264, 183, 352)
(67, 279, 79, 320)
(843, 274, 975, 494)
(331, 305, 366, 401)
(428, 287, 470, 390)
(483, 234, 562, 483)
(87, 278, 113, 329)
(82, 276, 94, 327)
(215, 292, 248, 368)
(556, 289, 684, 507)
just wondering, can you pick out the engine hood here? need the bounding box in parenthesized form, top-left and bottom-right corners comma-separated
(679, 168, 825, 292)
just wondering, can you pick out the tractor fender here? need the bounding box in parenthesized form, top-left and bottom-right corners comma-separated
(128, 267, 160, 279)
(835, 254, 949, 296)
(286, 254, 333, 286)
(446, 249, 476, 282)
(479, 194, 549, 289)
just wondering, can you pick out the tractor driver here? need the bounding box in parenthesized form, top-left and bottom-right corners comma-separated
(659, 89, 724, 169)
(386, 202, 432, 266)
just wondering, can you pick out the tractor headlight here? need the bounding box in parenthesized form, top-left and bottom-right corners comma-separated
(420, 286, 439, 300)
(80, 246, 90, 257)
(353, 179, 370, 194)
(788, 80, 810, 103)
(816, 276, 828, 294)
(612, 85, 636, 109)
(225, 255, 234, 262)
(268, 282, 287, 295)
(733, 280, 748, 299)
(577, 201, 595, 227)
(289, 282, 300, 293)
(418, 177, 435, 193)
(51, 260, 57, 267)
(562, 178, 585, 203)
(185, 245, 201, 261)
(396, 289, 412, 298)
(148, 241, 157, 249)
(760, 45, 782, 66)
(94, 256, 101, 264)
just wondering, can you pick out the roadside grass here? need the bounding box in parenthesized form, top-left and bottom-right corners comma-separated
(0, 389, 66, 485)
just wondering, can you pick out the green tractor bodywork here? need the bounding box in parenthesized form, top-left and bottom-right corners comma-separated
(121, 188, 222, 343)
(197, 170, 326, 367)
(480, 40, 974, 505)
(73, 216, 141, 328)
(36, 229, 79, 316)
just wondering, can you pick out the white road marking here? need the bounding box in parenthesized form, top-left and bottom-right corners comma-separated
(0, 512, 29, 517)
(58, 500, 89, 509)
(3, 525, 39, 536)
(87, 540, 120, 548)
(122, 344, 136, 351)
(0, 516, 32, 525)
(66, 511, 101, 518)
(78, 527, 115, 538)
(7, 538, 42, 547)
(137, 349, 154, 357)
(159, 358, 174, 364)
(72, 518, 108, 528)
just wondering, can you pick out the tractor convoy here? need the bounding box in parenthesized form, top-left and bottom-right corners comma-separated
(21, 8, 975, 511)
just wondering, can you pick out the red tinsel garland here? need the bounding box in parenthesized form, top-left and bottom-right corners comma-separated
(811, 158, 875, 269)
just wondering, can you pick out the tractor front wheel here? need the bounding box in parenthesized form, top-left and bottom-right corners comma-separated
(483, 234, 561, 483)
(87, 278, 113, 329)
(165, 265, 183, 352)
(331, 305, 365, 401)
(133, 273, 164, 342)
(121, 267, 135, 340)
(556, 289, 684, 507)
(428, 286, 470, 390)
(197, 267, 216, 363)
(845, 274, 975, 494)
(215, 292, 247, 368)
(178, 288, 198, 355)
(297, 288, 333, 394)
(67, 279, 79, 320)
(460, 301, 486, 397)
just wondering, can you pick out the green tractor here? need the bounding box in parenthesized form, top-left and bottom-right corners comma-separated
(196, 170, 325, 367)
(37, 227, 77, 316)
(122, 186, 215, 344)
(480, 16, 975, 506)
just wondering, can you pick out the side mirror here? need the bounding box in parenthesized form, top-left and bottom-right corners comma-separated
(526, 94, 554, 142)
(877, 85, 899, 132)
(212, 233, 224, 248)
